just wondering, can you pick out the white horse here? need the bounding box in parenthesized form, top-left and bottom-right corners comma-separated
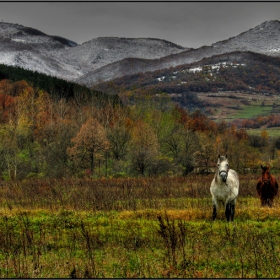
(210, 155, 239, 222)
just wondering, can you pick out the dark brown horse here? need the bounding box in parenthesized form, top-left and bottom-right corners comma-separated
(256, 165, 279, 207)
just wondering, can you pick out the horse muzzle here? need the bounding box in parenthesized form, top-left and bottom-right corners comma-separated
(263, 179, 270, 185)
(220, 171, 228, 183)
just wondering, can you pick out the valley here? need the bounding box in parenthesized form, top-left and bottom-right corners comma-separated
(1, 14, 280, 280)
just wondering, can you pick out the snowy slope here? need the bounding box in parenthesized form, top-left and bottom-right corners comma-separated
(0, 22, 81, 80)
(77, 20, 280, 86)
(57, 37, 187, 76)
(1, 20, 280, 87)
(0, 22, 188, 81)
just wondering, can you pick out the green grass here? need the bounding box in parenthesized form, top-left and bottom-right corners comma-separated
(230, 104, 273, 119)
(0, 176, 279, 278)
(247, 127, 280, 138)
(0, 197, 280, 278)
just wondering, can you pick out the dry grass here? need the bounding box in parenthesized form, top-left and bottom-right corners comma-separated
(0, 174, 279, 277)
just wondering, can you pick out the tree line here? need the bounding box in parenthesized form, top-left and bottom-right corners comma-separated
(0, 77, 280, 180)
(0, 63, 121, 105)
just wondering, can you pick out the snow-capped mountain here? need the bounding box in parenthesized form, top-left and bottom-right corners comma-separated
(0, 22, 188, 82)
(0, 22, 81, 80)
(0, 20, 280, 87)
(77, 20, 280, 86)
(58, 37, 187, 76)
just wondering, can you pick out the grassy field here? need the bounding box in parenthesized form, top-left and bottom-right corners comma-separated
(246, 126, 280, 138)
(0, 176, 280, 278)
(230, 104, 273, 120)
(200, 91, 280, 122)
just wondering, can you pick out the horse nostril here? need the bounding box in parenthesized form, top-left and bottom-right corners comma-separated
(220, 173, 227, 182)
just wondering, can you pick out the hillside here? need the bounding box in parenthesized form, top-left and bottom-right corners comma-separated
(59, 37, 187, 77)
(0, 22, 81, 80)
(94, 51, 280, 116)
(78, 20, 280, 86)
(0, 63, 121, 106)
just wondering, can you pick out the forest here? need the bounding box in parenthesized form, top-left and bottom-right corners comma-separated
(0, 64, 279, 180)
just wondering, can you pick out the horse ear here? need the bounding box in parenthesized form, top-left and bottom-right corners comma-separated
(225, 154, 227, 158)
(261, 165, 263, 170)
(218, 154, 220, 159)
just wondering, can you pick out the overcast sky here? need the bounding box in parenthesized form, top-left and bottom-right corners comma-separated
(1, 2, 280, 48)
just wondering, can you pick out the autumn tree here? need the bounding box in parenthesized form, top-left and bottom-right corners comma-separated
(178, 129, 199, 175)
(129, 120, 159, 176)
(0, 93, 15, 123)
(260, 129, 269, 146)
(0, 125, 21, 179)
(68, 117, 109, 175)
(194, 132, 215, 174)
(107, 115, 131, 161)
(163, 123, 185, 159)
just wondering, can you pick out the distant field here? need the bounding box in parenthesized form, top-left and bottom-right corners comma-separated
(199, 91, 280, 123)
(230, 104, 273, 119)
(247, 127, 280, 138)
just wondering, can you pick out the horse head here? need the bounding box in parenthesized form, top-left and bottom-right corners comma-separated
(261, 165, 271, 185)
(217, 154, 229, 183)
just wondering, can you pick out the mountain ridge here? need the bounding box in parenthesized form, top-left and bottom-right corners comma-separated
(0, 21, 188, 82)
(0, 20, 280, 87)
(77, 20, 280, 86)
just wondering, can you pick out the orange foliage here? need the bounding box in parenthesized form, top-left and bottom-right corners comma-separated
(0, 93, 16, 123)
(68, 117, 109, 173)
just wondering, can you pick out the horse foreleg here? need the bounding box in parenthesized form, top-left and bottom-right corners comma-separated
(225, 202, 231, 222)
(267, 198, 273, 207)
(212, 204, 217, 221)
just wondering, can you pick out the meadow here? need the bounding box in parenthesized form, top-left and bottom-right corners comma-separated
(230, 104, 273, 120)
(0, 175, 280, 278)
(247, 126, 280, 137)
(199, 91, 280, 123)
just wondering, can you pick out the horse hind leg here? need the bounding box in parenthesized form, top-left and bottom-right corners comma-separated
(225, 203, 231, 222)
(260, 197, 266, 207)
(212, 204, 217, 221)
(230, 203, 235, 222)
